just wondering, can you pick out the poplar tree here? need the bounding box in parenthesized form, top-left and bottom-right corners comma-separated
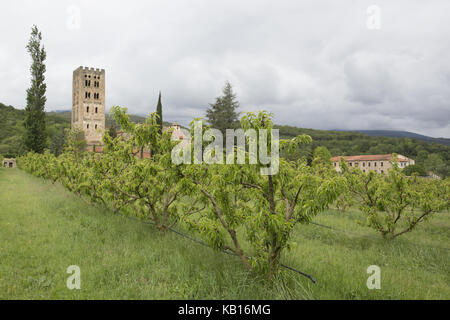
(24, 25, 47, 153)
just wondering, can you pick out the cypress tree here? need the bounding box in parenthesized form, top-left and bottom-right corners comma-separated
(24, 25, 47, 153)
(156, 91, 163, 134)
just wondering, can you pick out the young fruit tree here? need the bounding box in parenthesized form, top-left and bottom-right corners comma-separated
(341, 158, 450, 239)
(180, 111, 343, 277)
(98, 106, 184, 232)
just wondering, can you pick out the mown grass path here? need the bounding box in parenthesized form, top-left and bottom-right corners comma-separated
(0, 168, 449, 299)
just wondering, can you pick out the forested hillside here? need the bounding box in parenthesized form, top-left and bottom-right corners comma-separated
(355, 130, 450, 146)
(0, 102, 69, 157)
(0, 103, 166, 157)
(1, 102, 449, 177)
(46, 110, 151, 128)
(277, 125, 450, 177)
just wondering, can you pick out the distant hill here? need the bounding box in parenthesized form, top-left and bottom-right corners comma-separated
(2, 102, 449, 177)
(46, 110, 172, 128)
(40, 111, 450, 147)
(0, 104, 177, 156)
(275, 124, 449, 177)
(0, 103, 71, 157)
(354, 130, 450, 146)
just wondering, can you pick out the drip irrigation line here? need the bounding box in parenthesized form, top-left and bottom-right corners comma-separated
(309, 221, 335, 230)
(123, 215, 316, 283)
(310, 221, 356, 234)
(280, 263, 316, 284)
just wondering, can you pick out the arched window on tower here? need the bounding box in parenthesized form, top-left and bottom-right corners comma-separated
(86, 106, 89, 113)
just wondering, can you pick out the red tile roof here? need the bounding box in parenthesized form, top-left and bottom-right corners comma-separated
(331, 154, 409, 162)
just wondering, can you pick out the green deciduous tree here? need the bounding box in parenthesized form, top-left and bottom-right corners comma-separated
(50, 127, 66, 156)
(403, 164, 427, 177)
(342, 159, 450, 239)
(182, 111, 343, 277)
(107, 125, 117, 139)
(312, 146, 332, 167)
(24, 25, 47, 153)
(100, 106, 183, 231)
(424, 153, 445, 176)
(19, 107, 184, 232)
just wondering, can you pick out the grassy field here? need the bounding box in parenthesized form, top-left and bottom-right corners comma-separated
(0, 167, 449, 299)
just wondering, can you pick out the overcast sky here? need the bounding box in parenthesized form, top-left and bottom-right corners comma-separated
(1, 0, 449, 137)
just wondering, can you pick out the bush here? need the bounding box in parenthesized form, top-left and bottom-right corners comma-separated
(403, 164, 427, 176)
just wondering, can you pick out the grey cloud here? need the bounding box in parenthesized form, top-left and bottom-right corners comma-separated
(0, 0, 449, 137)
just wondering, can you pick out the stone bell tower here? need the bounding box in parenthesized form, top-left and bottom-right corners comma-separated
(71, 66, 105, 145)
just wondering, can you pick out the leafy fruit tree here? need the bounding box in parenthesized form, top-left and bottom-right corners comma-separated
(16, 108, 449, 281)
(19, 107, 184, 232)
(205, 81, 240, 134)
(99, 106, 183, 231)
(50, 127, 66, 156)
(24, 25, 47, 153)
(181, 111, 343, 277)
(312, 146, 332, 168)
(334, 189, 355, 213)
(64, 128, 86, 162)
(341, 158, 450, 239)
(108, 126, 117, 139)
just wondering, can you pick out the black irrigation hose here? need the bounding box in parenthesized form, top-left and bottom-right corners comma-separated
(309, 221, 349, 233)
(309, 221, 335, 230)
(280, 263, 316, 284)
(123, 215, 317, 283)
(308, 220, 364, 237)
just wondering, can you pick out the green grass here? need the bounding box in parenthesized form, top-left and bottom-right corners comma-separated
(0, 168, 449, 299)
